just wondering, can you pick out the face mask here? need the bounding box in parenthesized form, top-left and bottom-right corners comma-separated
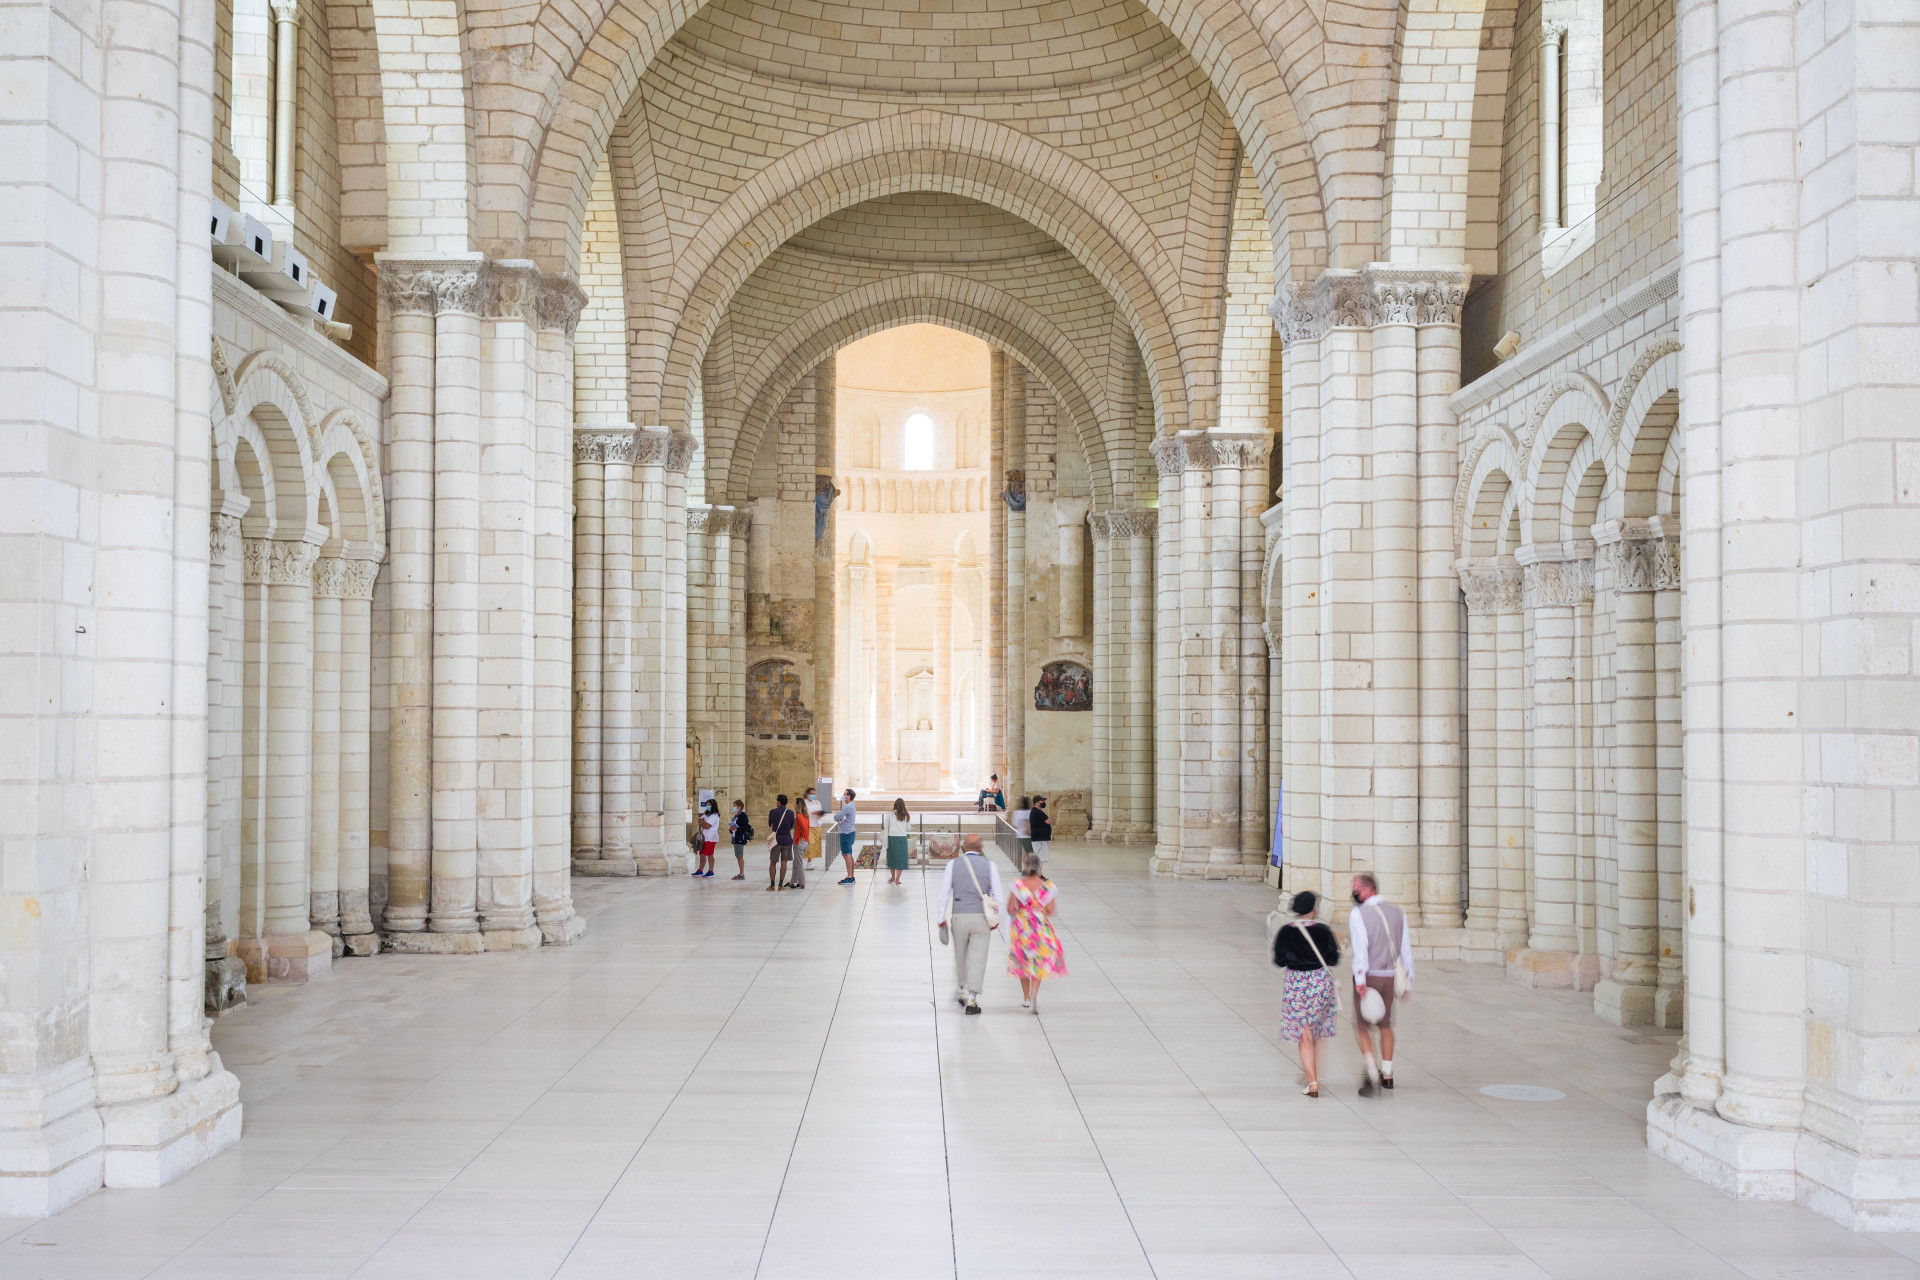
(1352, 891, 1364, 905)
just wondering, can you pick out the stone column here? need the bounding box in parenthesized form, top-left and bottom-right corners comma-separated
(630, 429, 667, 870)
(374, 271, 443, 935)
(236, 537, 331, 983)
(813, 359, 837, 789)
(1003, 363, 1027, 797)
(337, 559, 379, 951)
(594, 428, 637, 874)
(1593, 519, 1678, 1027)
(1495, 582, 1529, 945)
(875, 556, 898, 782)
(571, 430, 606, 863)
(1459, 558, 1521, 954)
(1117, 511, 1157, 842)
(687, 505, 713, 793)
(932, 555, 955, 788)
(728, 508, 752, 801)
(846, 561, 868, 788)
(1087, 515, 1112, 839)
(988, 351, 1007, 790)
(1511, 545, 1596, 989)
(1237, 438, 1274, 868)
(1150, 440, 1183, 870)
(662, 434, 693, 862)
(1653, 572, 1683, 1028)
(534, 292, 586, 946)
(1415, 316, 1465, 931)
(309, 556, 346, 944)
(204, 513, 248, 1005)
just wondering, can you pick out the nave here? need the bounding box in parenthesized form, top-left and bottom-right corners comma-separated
(6, 846, 1902, 1280)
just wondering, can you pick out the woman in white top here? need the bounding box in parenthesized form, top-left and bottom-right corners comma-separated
(1011, 798, 1033, 855)
(696, 800, 720, 878)
(882, 799, 913, 885)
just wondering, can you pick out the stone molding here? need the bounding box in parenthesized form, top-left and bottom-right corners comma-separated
(210, 514, 241, 564)
(1596, 518, 1681, 593)
(380, 259, 588, 334)
(1268, 264, 1472, 343)
(1458, 560, 1524, 615)
(1522, 557, 1594, 609)
(574, 426, 636, 463)
(314, 557, 378, 600)
(245, 538, 321, 587)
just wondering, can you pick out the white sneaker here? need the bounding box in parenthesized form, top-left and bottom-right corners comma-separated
(1021, 998, 1032, 1009)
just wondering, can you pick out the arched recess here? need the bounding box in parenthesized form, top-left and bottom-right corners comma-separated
(1452, 425, 1524, 558)
(498, 0, 1352, 282)
(1605, 344, 1683, 521)
(1519, 381, 1609, 546)
(223, 355, 323, 537)
(714, 275, 1121, 509)
(644, 113, 1197, 441)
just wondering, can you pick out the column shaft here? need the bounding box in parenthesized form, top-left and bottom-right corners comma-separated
(572, 444, 604, 859)
(429, 304, 482, 934)
(309, 566, 343, 938)
(338, 565, 376, 942)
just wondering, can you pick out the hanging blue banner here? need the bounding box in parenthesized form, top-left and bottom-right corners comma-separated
(1270, 782, 1284, 868)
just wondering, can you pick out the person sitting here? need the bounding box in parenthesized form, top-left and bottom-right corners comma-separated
(975, 773, 1006, 813)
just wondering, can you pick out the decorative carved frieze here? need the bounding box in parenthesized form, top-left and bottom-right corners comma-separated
(1268, 265, 1472, 343)
(1522, 557, 1594, 610)
(574, 427, 636, 464)
(1459, 562, 1524, 615)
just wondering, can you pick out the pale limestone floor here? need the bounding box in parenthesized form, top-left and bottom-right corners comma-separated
(9, 844, 1918, 1280)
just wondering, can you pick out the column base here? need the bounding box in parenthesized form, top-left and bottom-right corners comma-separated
(383, 930, 486, 955)
(204, 955, 247, 1015)
(1653, 983, 1685, 1029)
(341, 932, 381, 957)
(0, 1062, 103, 1217)
(481, 926, 544, 951)
(99, 1059, 242, 1190)
(539, 914, 589, 946)
(573, 855, 638, 876)
(234, 930, 334, 984)
(1506, 947, 1605, 991)
(1593, 976, 1657, 1026)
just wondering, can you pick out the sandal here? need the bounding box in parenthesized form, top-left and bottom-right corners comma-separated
(1302, 1082, 1320, 1098)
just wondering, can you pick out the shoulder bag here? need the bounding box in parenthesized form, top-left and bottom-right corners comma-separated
(1368, 899, 1410, 997)
(962, 855, 1000, 929)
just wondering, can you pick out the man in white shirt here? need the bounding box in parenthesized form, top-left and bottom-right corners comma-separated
(937, 848, 1004, 1015)
(1347, 872, 1413, 1095)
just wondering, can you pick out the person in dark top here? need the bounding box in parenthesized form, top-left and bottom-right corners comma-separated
(1272, 890, 1342, 1097)
(766, 795, 796, 891)
(728, 799, 752, 880)
(1028, 796, 1053, 863)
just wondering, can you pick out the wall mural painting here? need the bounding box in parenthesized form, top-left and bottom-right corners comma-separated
(746, 659, 814, 738)
(1033, 660, 1092, 712)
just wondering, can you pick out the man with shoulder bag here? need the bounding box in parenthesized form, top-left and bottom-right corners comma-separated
(1347, 872, 1413, 1096)
(936, 844, 1003, 1015)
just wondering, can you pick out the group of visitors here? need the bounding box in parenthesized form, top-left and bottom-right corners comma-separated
(935, 843, 1067, 1015)
(1272, 872, 1413, 1098)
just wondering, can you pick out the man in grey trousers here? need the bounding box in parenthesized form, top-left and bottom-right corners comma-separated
(937, 846, 1004, 1015)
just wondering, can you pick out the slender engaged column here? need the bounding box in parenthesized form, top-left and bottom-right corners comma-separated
(875, 557, 898, 781)
(204, 513, 247, 1005)
(1151, 440, 1183, 870)
(1087, 516, 1112, 839)
(309, 557, 345, 941)
(572, 434, 606, 862)
(598, 429, 637, 873)
(933, 555, 955, 788)
(337, 560, 378, 946)
(1003, 363, 1027, 796)
(1415, 318, 1466, 929)
(1238, 440, 1273, 869)
(1120, 514, 1157, 842)
(1460, 560, 1521, 950)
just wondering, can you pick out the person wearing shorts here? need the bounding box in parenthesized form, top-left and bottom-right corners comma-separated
(834, 789, 858, 884)
(728, 799, 750, 879)
(766, 795, 796, 890)
(695, 799, 719, 877)
(1348, 873, 1413, 1095)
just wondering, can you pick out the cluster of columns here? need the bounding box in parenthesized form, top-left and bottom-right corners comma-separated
(1456, 518, 1684, 1025)
(568, 425, 696, 875)
(1150, 431, 1274, 877)
(377, 259, 585, 947)
(1087, 511, 1156, 842)
(687, 504, 752, 804)
(1272, 266, 1470, 915)
(205, 515, 382, 991)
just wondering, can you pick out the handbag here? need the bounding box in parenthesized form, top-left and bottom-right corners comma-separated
(961, 855, 1000, 930)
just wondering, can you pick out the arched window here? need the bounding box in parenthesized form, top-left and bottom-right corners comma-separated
(902, 413, 936, 470)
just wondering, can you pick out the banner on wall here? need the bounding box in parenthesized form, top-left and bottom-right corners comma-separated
(1270, 782, 1284, 869)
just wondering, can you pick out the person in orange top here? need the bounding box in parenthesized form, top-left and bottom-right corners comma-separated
(789, 793, 811, 889)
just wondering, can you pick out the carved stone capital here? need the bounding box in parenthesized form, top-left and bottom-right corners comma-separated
(1150, 435, 1185, 478)
(1088, 513, 1109, 541)
(1599, 519, 1681, 593)
(1205, 430, 1274, 470)
(1178, 431, 1217, 471)
(483, 261, 543, 326)
(312, 556, 348, 598)
(339, 559, 378, 599)
(209, 514, 241, 565)
(1522, 557, 1594, 610)
(574, 427, 636, 464)
(1270, 265, 1471, 342)
(1458, 560, 1524, 615)
(631, 428, 670, 468)
(246, 538, 320, 587)
(666, 433, 699, 475)
(1106, 509, 1159, 539)
(378, 258, 486, 316)
(536, 275, 588, 336)
(686, 505, 716, 535)
(268, 0, 297, 19)
(728, 508, 755, 537)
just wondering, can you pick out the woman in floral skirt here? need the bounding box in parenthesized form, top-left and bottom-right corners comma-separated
(1271, 890, 1341, 1097)
(1005, 853, 1066, 1011)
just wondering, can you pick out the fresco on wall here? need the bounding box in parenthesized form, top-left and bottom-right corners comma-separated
(1033, 661, 1092, 712)
(747, 659, 814, 737)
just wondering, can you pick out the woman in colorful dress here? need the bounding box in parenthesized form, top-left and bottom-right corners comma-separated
(1005, 853, 1066, 1012)
(1271, 890, 1341, 1097)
